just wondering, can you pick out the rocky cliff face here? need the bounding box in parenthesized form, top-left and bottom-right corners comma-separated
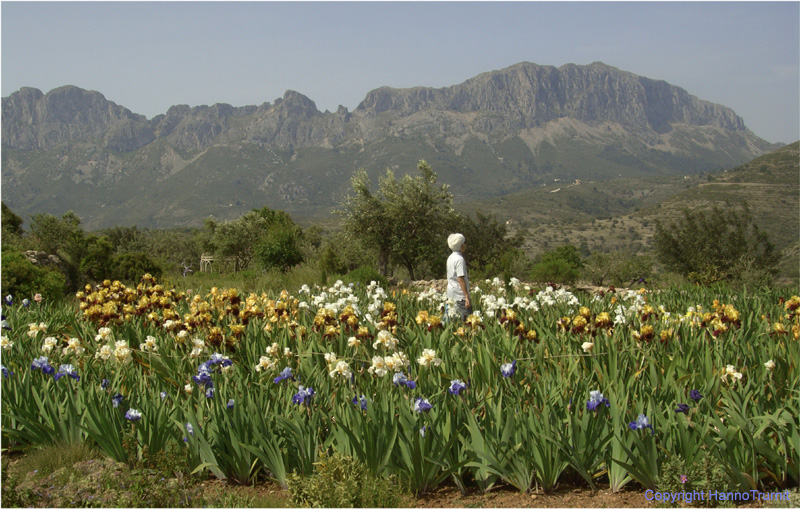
(3, 62, 752, 153)
(1, 61, 779, 230)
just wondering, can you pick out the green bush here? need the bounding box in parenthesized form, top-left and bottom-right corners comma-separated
(0, 248, 67, 301)
(582, 251, 653, 286)
(257, 228, 304, 272)
(288, 452, 411, 508)
(653, 202, 779, 285)
(657, 452, 735, 507)
(530, 245, 584, 284)
(110, 252, 163, 283)
(341, 265, 388, 288)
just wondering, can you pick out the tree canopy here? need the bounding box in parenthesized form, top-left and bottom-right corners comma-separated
(653, 202, 779, 284)
(340, 160, 457, 280)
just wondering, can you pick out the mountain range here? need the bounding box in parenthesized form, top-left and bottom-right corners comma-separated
(1, 61, 781, 230)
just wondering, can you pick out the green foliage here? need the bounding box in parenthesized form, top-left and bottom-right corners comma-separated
(2, 201, 24, 239)
(657, 452, 735, 507)
(454, 211, 524, 279)
(288, 452, 412, 508)
(529, 245, 583, 284)
(654, 202, 780, 285)
(0, 247, 67, 301)
(582, 250, 653, 286)
(341, 265, 388, 288)
(256, 227, 304, 271)
(110, 252, 163, 282)
(340, 160, 457, 279)
(28, 211, 85, 261)
(80, 235, 115, 283)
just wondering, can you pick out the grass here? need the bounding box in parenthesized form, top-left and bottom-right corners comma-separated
(9, 441, 102, 481)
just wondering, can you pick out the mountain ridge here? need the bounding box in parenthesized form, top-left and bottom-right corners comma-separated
(1, 61, 782, 230)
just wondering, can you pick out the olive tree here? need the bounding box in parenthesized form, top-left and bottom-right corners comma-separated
(653, 202, 779, 284)
(340, 160, 457, 280)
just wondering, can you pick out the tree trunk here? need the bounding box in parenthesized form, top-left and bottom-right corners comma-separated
(378, 246, 390, 276)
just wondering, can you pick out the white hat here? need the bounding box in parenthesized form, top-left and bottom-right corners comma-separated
(448, 233, 465, 252)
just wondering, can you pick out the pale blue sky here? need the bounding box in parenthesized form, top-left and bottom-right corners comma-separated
(2, 1, 798, 143)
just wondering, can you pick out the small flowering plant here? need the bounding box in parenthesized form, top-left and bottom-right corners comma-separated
(500, 360, 517, 378)
(413, 397, 433, 413)
(448, 379, 468, 396)
(586, 390, 610, 411)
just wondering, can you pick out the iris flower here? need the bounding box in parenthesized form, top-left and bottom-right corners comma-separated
(675, 403, 690, 414)
(125, 408, 142, 421)
(586, 390, 610, 411)
(54, 364, 80, 382)
(500, 360, 517, 378)
(101, 379, 110, 390)
(448, 379, 468, 396)
(628, 414, 654, 434)
(393, 372, 416, 389)
(273, 367, 295, 384)
(352, 395, 368, 411)
(1, 364, 13, 378)
(226, 399, 235, 409)
(31, 356, 55, 376)
(112, 393, 124, 408)
(689, 390, 703, 402)
(292, 385, 315, 405)
(413, 397, 433, 413)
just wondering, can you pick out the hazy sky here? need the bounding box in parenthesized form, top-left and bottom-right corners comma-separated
(2, 1, 798, 144)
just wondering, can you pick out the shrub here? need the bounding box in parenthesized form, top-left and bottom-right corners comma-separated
(257, 228, 304, 272)
(530, 245, 584, 284)
(0, 248, 67, 301)
(653, 202, 779, 285)
(582, 251, 653, 286)
(288, 452, 412, 508)
(110, 252, 162, 283)
(341, 265, 388, 288)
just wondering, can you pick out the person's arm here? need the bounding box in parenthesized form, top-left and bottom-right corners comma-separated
(457, 276, 471, 309)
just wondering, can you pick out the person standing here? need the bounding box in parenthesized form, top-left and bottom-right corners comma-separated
(446, 233, 472, 320)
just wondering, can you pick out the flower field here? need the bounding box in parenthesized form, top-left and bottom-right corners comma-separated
(1, 276, 798, 498)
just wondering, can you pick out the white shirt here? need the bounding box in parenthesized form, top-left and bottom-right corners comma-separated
(446, 251, 469, 301)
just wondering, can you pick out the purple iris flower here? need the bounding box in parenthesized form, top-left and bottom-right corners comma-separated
(4, 295, 12, 305)
(205, 385, 215, 398)
(205, 353, 232, 369)
(112, 393, 124, 408)
(101, 379, 110, 390)
(54, 364, 80, 382)
(448, 379, 468, 396)
(689, 390, 703, 402)
(226, 399, 235, 409)
(1, 314, 11, 331)
(124, 408, 142, 421)
(628, 414, 654, 434)
(501, 360, 517, 378)
(1, 364, 13, 378)
(22, 299, 30, 308)
(192, 364, 213, 386)
(420, 425, 427, 437)
(413, 397, 433, 413)
(675, 403, 690, 414)
(292, 385, 315, 405)
(31, 357, 55, 376)
(274, 367, 295, 384)
(393, 372, 416, 389)
(352, 395, 368, 411)
(586, 390, 610, 411)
